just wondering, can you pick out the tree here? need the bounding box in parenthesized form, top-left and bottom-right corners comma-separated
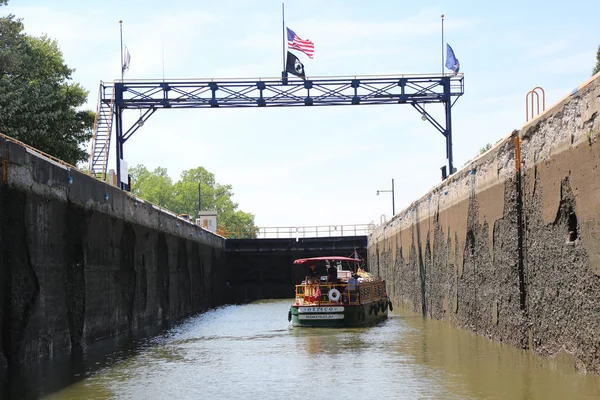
(593, 45, 600, 76)
(171, 166, 218, 216)
(221, 210, 257, 238)
(129, 165, 175, 209)
(479, 143, 492, 155)
(129, 164, 257, 238)
(0, 14, 94, 165)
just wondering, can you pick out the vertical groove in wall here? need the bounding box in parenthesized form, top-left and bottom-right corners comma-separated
(417, 224, 426, 317)
(3, 190, 40, 363)
(119, 223, 137, 331)
(514, 136, 527, 312)
(190, 243, 202, 310)
(177, 239, 191, 316)
(138, 252, 147, 319)
(156, 233, 170, 320)
(64, 203, 88, 348)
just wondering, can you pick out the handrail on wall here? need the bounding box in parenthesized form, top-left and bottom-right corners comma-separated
(525, 86, 545, 122)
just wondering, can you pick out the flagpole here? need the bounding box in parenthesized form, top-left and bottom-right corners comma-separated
(120, 20, 124, 81)
(441, 14, 444, 75)
(282, 2, 287, 81)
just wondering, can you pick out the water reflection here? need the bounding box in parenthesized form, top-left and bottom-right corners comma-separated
(3, 300, 599, 399)
(291, 327, 371, 355)
(397, 315, 600, 399)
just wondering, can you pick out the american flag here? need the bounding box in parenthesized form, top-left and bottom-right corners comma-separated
(287, 27, 314, 59)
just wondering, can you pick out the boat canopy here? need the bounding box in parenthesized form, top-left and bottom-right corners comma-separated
(293, 256, 360, 265)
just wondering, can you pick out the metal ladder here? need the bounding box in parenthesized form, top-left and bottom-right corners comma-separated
(87, 82, 114, 180)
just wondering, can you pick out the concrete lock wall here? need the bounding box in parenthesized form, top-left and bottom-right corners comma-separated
(369, 73, 600, 373)
(0, 138, 228, 365)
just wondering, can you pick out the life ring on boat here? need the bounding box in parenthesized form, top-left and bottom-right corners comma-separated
(328, 288, 341, 302)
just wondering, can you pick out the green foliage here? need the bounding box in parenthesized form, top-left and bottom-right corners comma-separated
(171, 166, 219, 214)
(479, 143, 492, 155)
(593, 45, 600, 76)
(0, 14, 94, 164)
(461, 142, 494, 167)
(129, 165, 175, 208)
(129, 164, 257, 237)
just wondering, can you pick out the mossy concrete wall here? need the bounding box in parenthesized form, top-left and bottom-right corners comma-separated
(0, 138, 228, 365)
(369, 73, 600, 373)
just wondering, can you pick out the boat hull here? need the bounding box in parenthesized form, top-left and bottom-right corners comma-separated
(290, 299, 390, 328)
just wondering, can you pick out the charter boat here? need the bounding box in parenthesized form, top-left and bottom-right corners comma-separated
(288, 256, 392, 327)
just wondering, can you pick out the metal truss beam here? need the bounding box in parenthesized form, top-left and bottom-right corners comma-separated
(99, 74, 464, 186)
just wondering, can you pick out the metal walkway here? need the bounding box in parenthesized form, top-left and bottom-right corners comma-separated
(87, 73, 464, 184)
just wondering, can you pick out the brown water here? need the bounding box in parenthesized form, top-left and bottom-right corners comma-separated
(7, 300, 600, 399)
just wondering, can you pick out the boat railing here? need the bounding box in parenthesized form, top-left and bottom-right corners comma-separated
(358, 280, 386, 301)
(295, 280, 387, 305)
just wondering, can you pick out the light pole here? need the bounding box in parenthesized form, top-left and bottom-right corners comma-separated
(198, 182, 201, 216)
(376, 178, 395, 216)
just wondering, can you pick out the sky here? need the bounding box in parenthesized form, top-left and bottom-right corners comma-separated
(4, 0, 599, 229)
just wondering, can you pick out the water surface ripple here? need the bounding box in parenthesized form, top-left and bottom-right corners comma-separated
(31, 300, 600, 399)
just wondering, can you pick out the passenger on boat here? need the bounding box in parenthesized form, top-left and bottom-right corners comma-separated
(346, 273, 360, 302)
(304, 265, 321, 301)
(327, 266, 339, 284)
(307, 264, 320, 283)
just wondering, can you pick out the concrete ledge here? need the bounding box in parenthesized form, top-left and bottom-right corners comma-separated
(4, 140, 222, 249)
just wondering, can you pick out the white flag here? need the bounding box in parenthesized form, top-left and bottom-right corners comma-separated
(122, 46, 131, 74)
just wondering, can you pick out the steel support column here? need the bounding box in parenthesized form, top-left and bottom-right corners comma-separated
(445, 101, 454, 174)
(115, 83, 124, 187)
(443, 76, 455, 175)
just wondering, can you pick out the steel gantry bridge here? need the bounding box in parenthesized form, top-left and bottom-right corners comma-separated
(88, 74, 464, 186)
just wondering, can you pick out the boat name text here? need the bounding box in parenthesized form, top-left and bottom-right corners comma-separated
(298, 314, 345, 320)
(298, 307, 344, 313)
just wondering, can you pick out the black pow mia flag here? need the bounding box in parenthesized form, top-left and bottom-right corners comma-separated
(286, 51, 306, 79)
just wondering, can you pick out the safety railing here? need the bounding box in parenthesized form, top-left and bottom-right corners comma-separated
(295, 282, 359, 305)
(294, 280, 386, 305)
(0, 132, 78, 171)
(227, 224, 374, 239)
(358, 280, 386, 302)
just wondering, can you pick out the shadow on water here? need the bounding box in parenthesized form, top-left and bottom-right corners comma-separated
(0, 320, 175, 400)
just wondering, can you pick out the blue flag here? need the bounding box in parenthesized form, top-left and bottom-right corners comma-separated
(445, 44, 460, 75)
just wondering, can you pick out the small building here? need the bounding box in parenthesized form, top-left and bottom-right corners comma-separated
(196, 211, 218, 233)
